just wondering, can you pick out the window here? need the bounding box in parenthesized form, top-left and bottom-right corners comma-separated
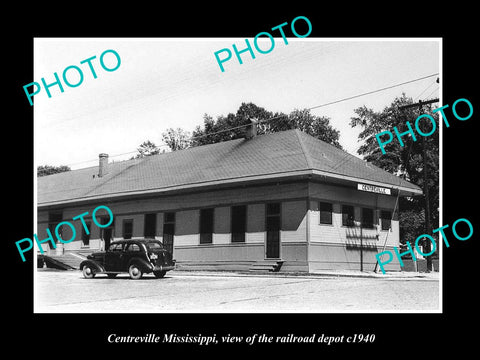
(231, 205, 247, 243)
(381, 210, 392, 231)
(319, 202, 332, 225)
(165, 212, 175, 223)
(109, 243, 123, 252)
(146, 241, 163, 250)
(81, 221, 91, 246)
(48, 212, 63, 248)
(144, 213, 157, 238)
(266, 203, 281, 216)
(126, 243, 141, 252)
(362, 208, 374, 229)
(101, 216, 115, 227)
(342, 205, 355, 227)
(123, 219, 133, 239)
(200, 208, 214, 244)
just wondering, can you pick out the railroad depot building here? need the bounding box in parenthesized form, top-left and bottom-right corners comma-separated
(37, 127, 422, 272)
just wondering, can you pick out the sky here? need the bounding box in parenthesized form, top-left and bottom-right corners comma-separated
(34, 38, 440, 170)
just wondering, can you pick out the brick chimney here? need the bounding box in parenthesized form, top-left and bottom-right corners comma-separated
(98, 153, 109, 177)
(245, 118, 258, 139)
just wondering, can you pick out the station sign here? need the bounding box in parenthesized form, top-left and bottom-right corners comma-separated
(357, 183, 391, 195)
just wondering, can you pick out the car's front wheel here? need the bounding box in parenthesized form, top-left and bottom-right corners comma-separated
(82, 265, 96, 279)
(153, 270, 166, 278)
(128, 264, 143, 280)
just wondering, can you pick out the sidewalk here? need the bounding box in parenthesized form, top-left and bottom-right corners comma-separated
(170, 268, 440, 281)
(36, 267, 440, 280)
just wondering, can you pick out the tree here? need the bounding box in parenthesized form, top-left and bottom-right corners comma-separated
(133, 140, 160, 158)
(268, 108, 342, 149)
(191, 102, 342, 149)
(349, 93, 439, 248)
(37, 165, 71, 177)
(161, 128, 191, 151)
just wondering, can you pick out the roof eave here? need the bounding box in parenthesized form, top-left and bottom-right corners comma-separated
(37, 168, 422, 209)
(311, 169, 423, 196)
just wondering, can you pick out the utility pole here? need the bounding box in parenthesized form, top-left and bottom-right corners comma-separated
(399, 97, 439, 272)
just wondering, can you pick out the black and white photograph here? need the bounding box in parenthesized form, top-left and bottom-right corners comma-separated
(6, 5, 479, 354)
(33, 37, 442, 314)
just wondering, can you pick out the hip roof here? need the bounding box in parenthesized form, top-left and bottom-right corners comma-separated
(38, 129, 422, 207)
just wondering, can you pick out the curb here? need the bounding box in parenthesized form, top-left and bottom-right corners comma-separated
(170, 269, 440, 280)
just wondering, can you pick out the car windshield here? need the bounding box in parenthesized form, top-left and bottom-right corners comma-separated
(146, 242, 163, 250)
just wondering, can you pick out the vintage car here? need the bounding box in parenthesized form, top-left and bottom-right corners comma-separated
(79, 239, 175, 279)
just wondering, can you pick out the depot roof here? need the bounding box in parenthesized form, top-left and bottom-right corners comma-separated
(37, 129, 422, 207)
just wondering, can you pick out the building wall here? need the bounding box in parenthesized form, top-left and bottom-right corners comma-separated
(37, 182, 309, 270)
(307, 182, 401, 271)
(37, 180, 402, 272)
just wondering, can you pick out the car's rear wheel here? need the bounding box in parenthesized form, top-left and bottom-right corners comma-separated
(82, 265, 96, 279)
(153, 270, 166, 278)
(128, 264, 143, 280)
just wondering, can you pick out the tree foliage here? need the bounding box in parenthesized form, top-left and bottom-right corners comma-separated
(161, 128, 191, 151)
(350, 93, 439, 245)
(191, 102, 342, 149)
(37, 165, 71, 177)
(133, 140, 160, 158)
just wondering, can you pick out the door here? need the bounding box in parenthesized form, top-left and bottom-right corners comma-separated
(102, 228, 113, 250)
(266, 203, 281, 259)
(163, 212, 175, 255)
(144, 213, 157, 239)
(105, 242, 124, 271)
(101, 216, 114, 250)
(123, 242, 142, 269)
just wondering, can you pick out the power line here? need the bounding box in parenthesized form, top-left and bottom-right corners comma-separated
(192, 73, 441, 141)
(61, 73, 439, 169)
(424, 86, 439, 100)
(414, 78, 437, 101)
(308, 73, 439, 111)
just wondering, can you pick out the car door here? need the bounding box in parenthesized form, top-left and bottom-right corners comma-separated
(123, 242, 143, 269)
(104, 243, 124, 271)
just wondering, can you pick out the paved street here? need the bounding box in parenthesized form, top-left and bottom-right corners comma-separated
(35, 270, 439, 313)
